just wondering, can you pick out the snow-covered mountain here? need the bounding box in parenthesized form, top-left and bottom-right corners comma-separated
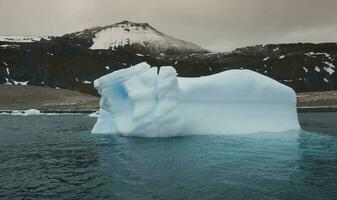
(66, 21, 208, 54)
(1, 21, 337, 94)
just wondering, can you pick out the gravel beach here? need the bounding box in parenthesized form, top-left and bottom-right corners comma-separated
(1, 85, 337, 112)
(0, 85, 99, 112)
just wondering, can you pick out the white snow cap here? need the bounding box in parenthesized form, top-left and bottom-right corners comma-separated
(88, 21, 206, 53)
(92, 62, 300, 137)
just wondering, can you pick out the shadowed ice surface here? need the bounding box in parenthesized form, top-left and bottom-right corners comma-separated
(0, 113, 337, 200)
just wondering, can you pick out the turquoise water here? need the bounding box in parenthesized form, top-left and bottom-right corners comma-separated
(0, 113, 337, 200)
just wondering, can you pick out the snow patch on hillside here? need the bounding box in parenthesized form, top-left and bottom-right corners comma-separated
(323, 61, 335, 75)
(305, 52, 332, 60)
(89, 21, 205, 53)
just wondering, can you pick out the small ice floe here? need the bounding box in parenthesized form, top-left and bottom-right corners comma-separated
(136, 53, 144, 57)
(209, 66, 212, 72)
(6, 68, 10, 75)
(55, 87, 60, 90)
(105, 66, 110, 70)
(88, 111, 99, 118)
(279, 55, 285, 59)
(0, 109, 85, 116)
(0, 111, 10, 115)
(315, 66, 321, 72)
(10, 109, 41, 116)
(46, 52, 54, 56)
(83, 80, 92, 84)
(273, 47, 279, 52)
(324, 78, 329, 83)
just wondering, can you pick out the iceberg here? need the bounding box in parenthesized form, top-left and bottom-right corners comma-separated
(88, 111, 99, 118)
(92, 62, 300, 137)
(12, 109, 41, 116)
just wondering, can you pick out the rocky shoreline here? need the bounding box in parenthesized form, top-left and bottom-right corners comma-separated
(0, 85, 99, 111)
(1, 85, 337, 113)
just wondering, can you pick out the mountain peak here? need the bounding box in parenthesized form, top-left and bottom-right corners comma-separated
(101, 20, 156, 33)
(116, 20, 150, 27)
(66, 21, 208, 55)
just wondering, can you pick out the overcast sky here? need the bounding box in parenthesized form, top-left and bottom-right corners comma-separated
(0, 0, 337, 51)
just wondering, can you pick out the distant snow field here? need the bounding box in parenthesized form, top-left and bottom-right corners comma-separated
(0, 36, 51, 43)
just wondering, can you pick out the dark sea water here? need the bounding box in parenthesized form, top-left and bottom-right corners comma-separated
(0, 113, 337, 200)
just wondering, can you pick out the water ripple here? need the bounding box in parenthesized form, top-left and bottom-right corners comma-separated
(0, 114, 337, 199)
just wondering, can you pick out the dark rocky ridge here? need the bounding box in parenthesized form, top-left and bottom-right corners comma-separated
(0, 21, 336, 95)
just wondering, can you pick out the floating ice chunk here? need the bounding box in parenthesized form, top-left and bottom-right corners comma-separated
(9, 109, 41, 116)
(92, 62, 300, 137)
(88, 111, 99, 118)
(0, 110, 86, 116)
(24, 109, 41, 115)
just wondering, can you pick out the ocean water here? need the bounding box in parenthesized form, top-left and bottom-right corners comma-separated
(0, 113, 337, 200)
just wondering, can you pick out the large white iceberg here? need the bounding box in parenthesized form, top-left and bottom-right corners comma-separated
(92, 62, 300, 137)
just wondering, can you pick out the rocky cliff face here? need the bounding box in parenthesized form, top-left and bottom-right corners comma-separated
(0, 21, 336, 95)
